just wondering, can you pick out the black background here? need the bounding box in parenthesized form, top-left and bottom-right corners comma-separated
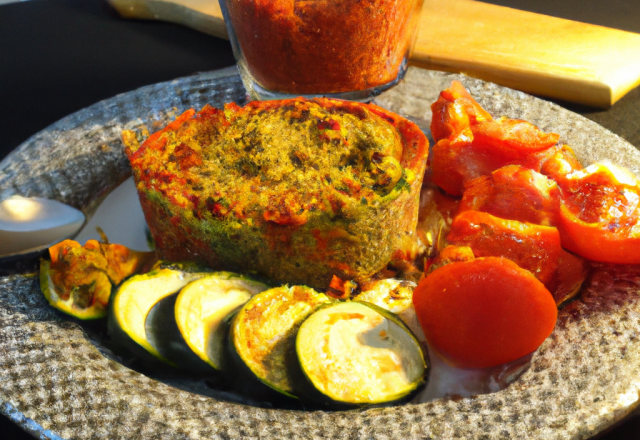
(1, 0, 639, 438)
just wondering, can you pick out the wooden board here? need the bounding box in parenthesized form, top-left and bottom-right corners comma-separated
(108, 0, 640, 107)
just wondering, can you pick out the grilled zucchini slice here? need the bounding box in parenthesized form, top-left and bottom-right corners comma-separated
(108, 265, 208, 364)
(174, 273, 269, 370)
(229, 285, 330, 398)
(296, 301, 427, 406)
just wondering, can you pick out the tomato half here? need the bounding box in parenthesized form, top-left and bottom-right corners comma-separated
(413, 257, 557, 369)
(558, 163, 640, 264)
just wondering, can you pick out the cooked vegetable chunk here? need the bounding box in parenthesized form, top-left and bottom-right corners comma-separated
(230, 285, 330, 397)
(552, 250, 588, 306)
(413, 257, 557, 368)
(175, 273, 269, 370)
(430, 81, 560, 196)
(447, 211, 562, 289)
(297, 301, 426, 405)
(539, 144, 583, 183)
(109, 265, 209, 362)
(41, 239, 153, 319)
(557, 163, 640, 264)
(459, 165, 560, 227)
(430, 80, 492, 143)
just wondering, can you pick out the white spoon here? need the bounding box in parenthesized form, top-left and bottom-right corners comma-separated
(0, 195, 85, 258)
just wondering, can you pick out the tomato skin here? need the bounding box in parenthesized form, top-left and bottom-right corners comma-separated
(558, 204, 640, 264)
(413, 257, 557, 369)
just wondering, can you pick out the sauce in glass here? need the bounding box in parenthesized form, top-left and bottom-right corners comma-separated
(224, 0, 424, 95)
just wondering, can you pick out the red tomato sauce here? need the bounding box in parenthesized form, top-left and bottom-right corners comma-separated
(225, 0, 424, 94)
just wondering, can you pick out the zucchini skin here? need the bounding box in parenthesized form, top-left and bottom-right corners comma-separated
(224, 315, 301, 403)
(106, 291, 179, 372)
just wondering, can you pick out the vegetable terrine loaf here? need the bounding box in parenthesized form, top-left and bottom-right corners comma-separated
(124, 98, 428, 288)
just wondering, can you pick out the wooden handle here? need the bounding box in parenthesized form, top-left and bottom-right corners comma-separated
(108, 0, 640, 107)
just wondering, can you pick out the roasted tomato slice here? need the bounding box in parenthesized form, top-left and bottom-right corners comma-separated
(447, 211, 562, 289)
(413, 257, 557, 369)
(431, 123, 560, 196)
(558, 163, 640, 264)
(460, 165, 561, 226)
(430, 80, 492, 143)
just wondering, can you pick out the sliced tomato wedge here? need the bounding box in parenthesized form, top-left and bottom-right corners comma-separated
(460, 165, 561, 226)
(431, 123, 560, 196)
(446, 211, 562, 289)
(558, 163, 640, 264)
(430, 80, 492, 143)
(413, 257, 557, 369)
(429, 82, 561, 196)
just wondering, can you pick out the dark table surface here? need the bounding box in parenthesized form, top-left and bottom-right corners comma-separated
(0, 0, 639, 438)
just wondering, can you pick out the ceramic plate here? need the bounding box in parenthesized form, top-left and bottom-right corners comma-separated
(1, 66, 640, 439)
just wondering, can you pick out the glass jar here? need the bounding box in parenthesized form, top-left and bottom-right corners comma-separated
(220, 0, 424, 101)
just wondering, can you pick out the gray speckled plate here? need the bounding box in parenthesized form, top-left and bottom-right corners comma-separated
(2, 66, 640, 439)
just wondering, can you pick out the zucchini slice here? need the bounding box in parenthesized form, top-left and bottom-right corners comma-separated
(296, 301, 427, 405)
(353, 278, 426, 346)
(40, 259, 112, 320)
(109, 266, 208, 363)
(174, 273, 269, 370)
(230, 285, 331, 398)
